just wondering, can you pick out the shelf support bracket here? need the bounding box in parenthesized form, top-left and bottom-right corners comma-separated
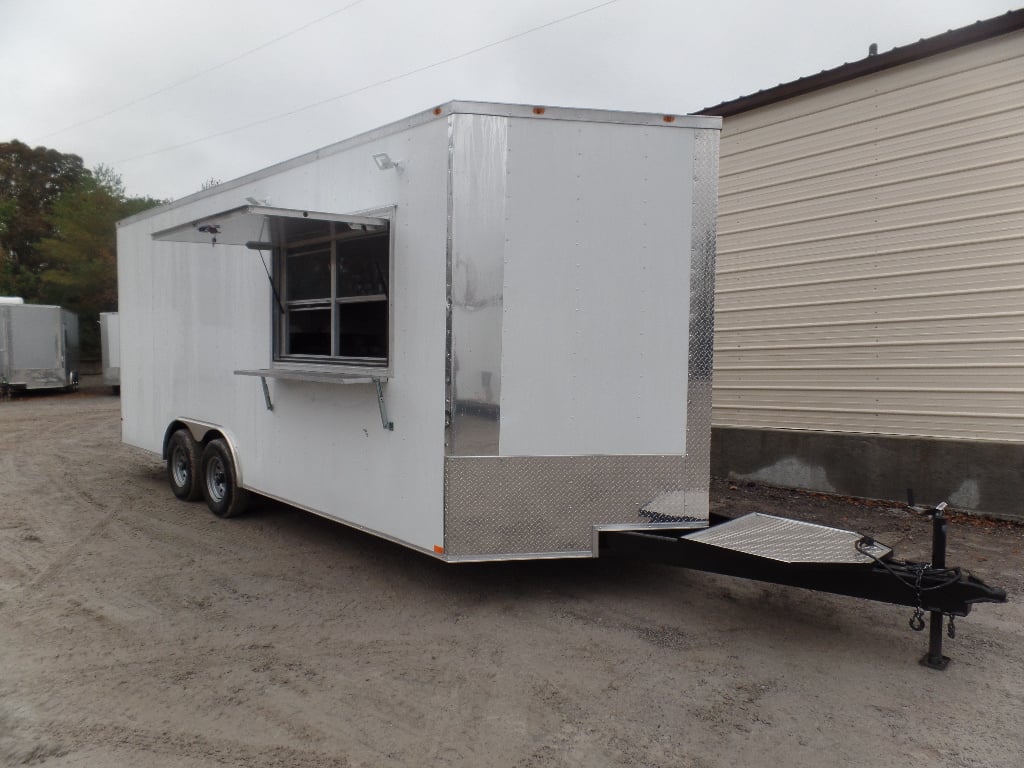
(259, 376, 274, 411)
(374, 377, 393, 431)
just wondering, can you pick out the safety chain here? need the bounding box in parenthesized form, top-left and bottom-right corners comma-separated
(906, 562, 958, 638)
(909, 564, 927, 631)
(854, 535, 967, 638)
(910, 608, 925, 631)
(912, 610, 957, 636)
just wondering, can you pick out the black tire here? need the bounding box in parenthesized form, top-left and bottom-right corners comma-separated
(200, 439, 250, 518)
(167, 429, 202, 501)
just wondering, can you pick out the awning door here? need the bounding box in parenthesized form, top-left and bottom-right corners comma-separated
(151, 205, 388, 247)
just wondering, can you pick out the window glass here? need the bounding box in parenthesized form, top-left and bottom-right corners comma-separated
(337, 234, 389, 298)
(337, 302, 388, 359)
(287, 307, 331, 356)
(286, 245, 330, 301)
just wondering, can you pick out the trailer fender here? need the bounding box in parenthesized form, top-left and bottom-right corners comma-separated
(162, 419, 246, 490)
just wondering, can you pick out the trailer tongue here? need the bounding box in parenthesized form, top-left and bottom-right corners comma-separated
(600, 502, 1007, 670)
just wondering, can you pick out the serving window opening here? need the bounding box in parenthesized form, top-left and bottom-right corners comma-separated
(274, 216, 391, 367)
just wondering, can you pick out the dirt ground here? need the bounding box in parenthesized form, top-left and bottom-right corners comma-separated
(1, 387, 1022, 768)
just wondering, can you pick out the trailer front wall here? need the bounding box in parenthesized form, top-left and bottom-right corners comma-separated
(499, 118, 694, 455)
(0, 304, 76, 389)
(444, 116, 719, 558)
(118, 117, 451, 554)
(12, 306, 62, 375)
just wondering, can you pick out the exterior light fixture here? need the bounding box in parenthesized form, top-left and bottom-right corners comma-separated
(373, 153, 399, 171)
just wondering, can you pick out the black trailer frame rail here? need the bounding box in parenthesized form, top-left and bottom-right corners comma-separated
(599, 506, 1006, 670)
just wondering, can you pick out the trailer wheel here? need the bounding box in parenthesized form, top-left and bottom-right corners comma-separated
(167, 429, 202, 501)
(200, 439, 250, 518)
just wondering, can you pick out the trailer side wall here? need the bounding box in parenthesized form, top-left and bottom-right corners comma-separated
(118, 118, 450, 553)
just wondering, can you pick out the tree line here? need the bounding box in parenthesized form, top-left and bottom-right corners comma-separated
(0, 140, 163, 358)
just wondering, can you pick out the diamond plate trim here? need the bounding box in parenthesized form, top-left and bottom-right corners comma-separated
(444, 455, 705, 557)
(684, 513, 892, 564)
(683, 129, 719, 520)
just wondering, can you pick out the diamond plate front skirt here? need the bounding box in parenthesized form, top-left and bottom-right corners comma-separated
(443, 455, 706, 560)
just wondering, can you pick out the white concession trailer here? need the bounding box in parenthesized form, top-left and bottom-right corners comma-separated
(117, 101, 721, 560)
(0, 298, 79, 392)
(117, 101, 1005, 665)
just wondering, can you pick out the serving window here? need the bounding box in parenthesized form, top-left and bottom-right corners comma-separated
(275, 217, 391, 366)
(150, 204, 392, 373)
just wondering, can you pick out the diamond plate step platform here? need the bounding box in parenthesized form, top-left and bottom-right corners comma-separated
(682, 513, 892, 564)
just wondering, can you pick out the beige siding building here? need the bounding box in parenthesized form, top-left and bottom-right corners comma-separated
(699, 11, 1024, 519)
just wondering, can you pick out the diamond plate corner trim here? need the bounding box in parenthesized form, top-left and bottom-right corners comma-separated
(444, 455, 701, 557)
(683, 128, 720, 520)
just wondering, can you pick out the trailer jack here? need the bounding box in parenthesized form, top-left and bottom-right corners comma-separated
(599, 503, 1006, 669)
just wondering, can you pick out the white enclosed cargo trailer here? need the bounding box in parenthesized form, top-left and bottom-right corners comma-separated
(100, 311, 120, 393)
(117, 101, 720, 560)
(116, 101, 1006, 664)
(0, 300, 79, 392)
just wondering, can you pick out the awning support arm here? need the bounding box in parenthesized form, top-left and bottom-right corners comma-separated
(253, 247, 285, 315)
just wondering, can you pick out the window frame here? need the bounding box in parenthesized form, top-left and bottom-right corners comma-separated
(272, 209, 394, 373)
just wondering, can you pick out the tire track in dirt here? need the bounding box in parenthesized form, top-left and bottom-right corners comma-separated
(1, 398, 124, 601)
(19, 506, 121, 596)
(19, 720, 353, 767)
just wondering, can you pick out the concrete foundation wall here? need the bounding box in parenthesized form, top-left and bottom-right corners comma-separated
(712, 427, 1024, 522)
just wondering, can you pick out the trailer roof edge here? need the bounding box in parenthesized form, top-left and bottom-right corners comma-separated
(117, 101, 720, 228)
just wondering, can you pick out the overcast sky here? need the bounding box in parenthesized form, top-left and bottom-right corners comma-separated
(1, 0, 1016, 201)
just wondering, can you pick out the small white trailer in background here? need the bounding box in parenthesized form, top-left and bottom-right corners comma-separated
(0, 298, 79, 393)
(117, 101, 1003, 666)
(99, 311, 120, 394)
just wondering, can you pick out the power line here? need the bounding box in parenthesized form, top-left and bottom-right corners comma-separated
(38, 0, 371, 140)
(111, 0, 624, 166)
